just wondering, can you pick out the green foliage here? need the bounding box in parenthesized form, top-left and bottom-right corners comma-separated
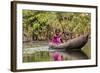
(23, 10, 91, 41)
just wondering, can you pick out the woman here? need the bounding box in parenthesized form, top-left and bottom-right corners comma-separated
(49, 29, 63, 47)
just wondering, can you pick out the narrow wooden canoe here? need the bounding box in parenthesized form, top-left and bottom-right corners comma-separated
(49, 34, 89, 50)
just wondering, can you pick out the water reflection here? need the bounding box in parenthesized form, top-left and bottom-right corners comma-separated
(23, 40, 90, 62)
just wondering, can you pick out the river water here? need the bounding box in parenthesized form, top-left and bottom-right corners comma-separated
(23, 40, 90, 62)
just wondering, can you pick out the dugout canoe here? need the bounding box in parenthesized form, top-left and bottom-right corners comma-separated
(49, 33, 89, 50)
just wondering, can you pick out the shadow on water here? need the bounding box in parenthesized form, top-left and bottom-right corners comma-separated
(63, 50, 89, 60)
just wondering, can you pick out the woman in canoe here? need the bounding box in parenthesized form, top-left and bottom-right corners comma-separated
(49, 29, 64, 47)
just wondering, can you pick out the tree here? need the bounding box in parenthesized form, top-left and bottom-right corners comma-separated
(23, 10, 91, 41)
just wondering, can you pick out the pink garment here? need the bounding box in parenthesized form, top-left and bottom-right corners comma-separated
(51, 34, 62, 45)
